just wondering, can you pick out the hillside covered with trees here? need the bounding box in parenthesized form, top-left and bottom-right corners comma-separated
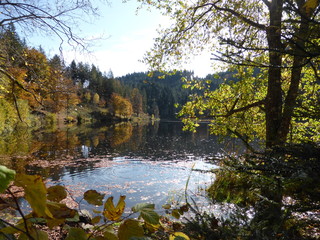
(0, 25, 221, 134)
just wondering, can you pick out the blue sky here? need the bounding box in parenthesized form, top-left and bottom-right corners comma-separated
(25, 0, 213, 77)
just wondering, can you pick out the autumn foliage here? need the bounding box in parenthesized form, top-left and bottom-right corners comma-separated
(109, 93, 133, 118)
(0, 26, 146, 133)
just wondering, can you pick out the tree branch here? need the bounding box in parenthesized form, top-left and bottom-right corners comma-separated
(225, 99, 266, 117)
(0, 67, 43, 105)
(227, 128, 256, 152)
(208, 2, 266, 30)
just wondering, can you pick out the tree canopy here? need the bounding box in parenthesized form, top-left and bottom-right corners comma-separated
(140, 0, 320, 147)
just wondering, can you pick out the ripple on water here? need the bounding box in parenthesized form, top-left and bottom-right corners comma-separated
(54, 157, 215, 209)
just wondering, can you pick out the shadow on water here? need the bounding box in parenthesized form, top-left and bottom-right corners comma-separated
(0, 120, 246, 210)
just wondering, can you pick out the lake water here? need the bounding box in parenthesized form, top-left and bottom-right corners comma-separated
(0, 120, 245, 213)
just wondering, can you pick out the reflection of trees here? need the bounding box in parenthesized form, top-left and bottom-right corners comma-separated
(0, 129, 32, 156)
(92, 135, 100, 147)
(206, 145, 320, 239)
(109, 122, 133, 148)
(0, 128, 40, 172)
(34, 129, 81, 159)
(120, 121, 152, 152)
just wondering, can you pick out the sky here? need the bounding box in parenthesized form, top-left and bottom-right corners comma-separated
(25, 0, 213, 78)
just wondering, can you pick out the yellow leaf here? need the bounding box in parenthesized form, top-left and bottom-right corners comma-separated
(15, 174, 52, 218)
(144, 222, 161, 233)
(169, 232, 190, 240)
(103, 196, 126, 221)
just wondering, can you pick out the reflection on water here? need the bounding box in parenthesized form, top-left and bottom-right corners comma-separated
(0, 121, 245, 209)
(81, 145, 91, 158)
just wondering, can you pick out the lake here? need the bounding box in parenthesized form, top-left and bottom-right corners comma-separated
(0, 120, 245, 213)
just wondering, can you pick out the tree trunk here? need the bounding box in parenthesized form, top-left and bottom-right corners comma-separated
(265, 0, 284, 147)
(278, 9, 311, 143)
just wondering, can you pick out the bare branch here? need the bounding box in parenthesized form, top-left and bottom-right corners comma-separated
(0, 1, 104, 50)
(207, 2, 266, 30)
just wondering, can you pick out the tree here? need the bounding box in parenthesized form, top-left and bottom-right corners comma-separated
(141, 0, 320, 147)
(0, 0, 107, 118)
(47, 54, 80, 113)
(93, 92, 100, 105)
(130, 88, 144, 116)
(0, 28, 46, 121)
(18, 47, 51, 109)
(109, 93, 133, 118)
(84, 91, 92, 103)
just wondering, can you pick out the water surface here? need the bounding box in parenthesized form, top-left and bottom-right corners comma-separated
(1, 121, 245, 211)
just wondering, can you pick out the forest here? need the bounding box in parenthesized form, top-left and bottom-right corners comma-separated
(1, 0, 320, 240)
(0, 24, 210, 134)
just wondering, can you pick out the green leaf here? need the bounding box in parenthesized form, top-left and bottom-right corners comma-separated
(0, 225, 21, 235)
(118, 219, 144, 240)
(15, 174, 52, 218)
(140, 209, 160, 225)
(162, 204, 171, 209)
(65, 228, 87, 240)
(0, 165, 15, 193)
(47, 218, 65, 229)
(103, 227, 118, 240)
(84, 190, 105, 206)
(132, 203, 159, 225)
(171, 209, 180, 219)
(132, 203, 155, 212)
(32, 230, 49, 240)
(66, 212, 80, 223)
(47, 185, 67, 202)
(19, 229, 48, 240)
(0, 221, 15, 240)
